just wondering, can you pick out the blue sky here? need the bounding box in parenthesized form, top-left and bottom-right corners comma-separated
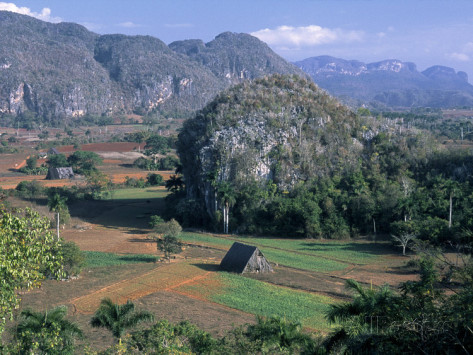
(2, 1, 473, 82)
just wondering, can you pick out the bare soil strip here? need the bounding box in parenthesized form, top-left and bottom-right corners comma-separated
(70, 262, 213, 314)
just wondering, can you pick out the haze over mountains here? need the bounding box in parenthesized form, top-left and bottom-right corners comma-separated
(1, 11, 472, 125)
(294, 56, 473, 109)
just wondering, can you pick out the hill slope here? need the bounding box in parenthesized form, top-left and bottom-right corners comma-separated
(294, 56, 473, 109)
(0, 11, 303, 124)
(178, 74, 360, 218)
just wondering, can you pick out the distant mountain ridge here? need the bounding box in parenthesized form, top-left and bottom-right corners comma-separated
(294, 56, 473, 108)
(0, 11, 304, 124)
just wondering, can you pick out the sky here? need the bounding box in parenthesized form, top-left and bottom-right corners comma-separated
(1, 0, 473, 82)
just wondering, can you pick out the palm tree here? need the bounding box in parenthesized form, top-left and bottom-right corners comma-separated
(15, 306, 83, 354)
(217, 181, 236, 234)
(47, 193, 68, 240)
(90, 298, 154, 344)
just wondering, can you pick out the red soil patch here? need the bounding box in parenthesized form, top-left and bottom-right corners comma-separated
(70, 262, 213, 314)
(61, 227, 155, 254)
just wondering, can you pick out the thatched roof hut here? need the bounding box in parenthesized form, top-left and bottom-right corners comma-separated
(48, 147, 60, 155)
(220, 242, 273, 274)
(46, 167, 74, 180)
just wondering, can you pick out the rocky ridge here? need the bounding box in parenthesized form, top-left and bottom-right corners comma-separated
(0, 11, 304, 124)
(178, 75, 360, 218)
(294, 56, 473, 108)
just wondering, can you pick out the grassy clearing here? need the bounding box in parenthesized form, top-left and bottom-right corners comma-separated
(180, 232, 235, 249)
(238, 238, 390, 264)
(180, 233, 349, 272)
(179, 272, 334, 330)
(111, 187, 168, 200)
(84, 251, 158, 268)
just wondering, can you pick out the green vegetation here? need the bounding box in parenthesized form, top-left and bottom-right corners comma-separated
(324, 253, 473, 354)
(179, 233, 391, 272)
(111, 187, 168, 200)
(0, 207, 63, 336)
(181, 272, 333, 330)
(91, 298, 154, 343)
(175, 75, 473, 255)
(12, 306, 83, 354)
(84, 251, 157, 268)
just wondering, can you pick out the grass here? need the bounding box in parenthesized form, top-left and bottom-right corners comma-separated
(111, 187, 168, 200)
(84, 251, 158, 268)
(180, 233, 350, 272)
(179, 272, 335, 330)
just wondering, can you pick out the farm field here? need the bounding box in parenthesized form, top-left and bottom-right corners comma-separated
(0, 139, 173, 189)
(1, 139, 420, 351)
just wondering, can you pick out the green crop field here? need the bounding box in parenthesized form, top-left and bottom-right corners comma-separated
(84, 251, 158, 268)
(179, 272, 335, 330)
(111, 187, 168, 200)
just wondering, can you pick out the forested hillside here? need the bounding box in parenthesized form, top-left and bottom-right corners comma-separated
(176, 74, 473, 247)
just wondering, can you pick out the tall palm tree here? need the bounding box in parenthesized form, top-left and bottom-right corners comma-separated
(217, 181, 236, 234)
(15, 306, 83, 354)
(90, 298, 154, 344)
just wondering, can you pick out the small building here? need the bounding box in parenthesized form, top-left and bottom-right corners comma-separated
(46, 167, 74, 180)
(220, 242, 273, 274)
(48, 147, 60, 155)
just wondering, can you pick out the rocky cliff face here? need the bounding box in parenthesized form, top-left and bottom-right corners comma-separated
(295, 56, 473, 108)
(178, 75, 360, 218)
(0, 11, 303, 124)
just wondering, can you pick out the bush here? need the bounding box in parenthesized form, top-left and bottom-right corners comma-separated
(133, 157, 158, 171)
(147, 173, 164, 186)
(124, 176, 146, 188)
(15, 180, 45, 200)
(158, 156, 180, 170)
(60, 241, 85, 277)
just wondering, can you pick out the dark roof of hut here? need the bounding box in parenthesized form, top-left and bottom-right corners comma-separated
(46, 167, 74, 180)
(220, 242, 273, 274)
(48, 148, 60, 155)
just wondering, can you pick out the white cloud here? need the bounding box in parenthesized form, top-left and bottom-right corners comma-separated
(0, 2, 61, 22)
(118, 21, 141, 28)
(250, 25, 364, 48)
(448, 52, 470, 62)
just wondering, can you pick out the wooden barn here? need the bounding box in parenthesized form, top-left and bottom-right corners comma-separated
(46, 167, 74, 180)
(220, 242, 273, 274)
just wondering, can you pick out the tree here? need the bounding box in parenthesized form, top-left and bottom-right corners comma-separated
(153, 218, 183, 259)
(146, 173, 164, 186)
(126, 131, 150, 153)
(15, 180, 44, 200)
(165, 175, 184, 193)
(67, 150, 102, 175)
(90, 298, 154, 344)
(85, 171, 112, 199)
(217, 181, 236, 234)
(26, 155, 37, 170)
(47, 153, 68, 168)
(0, 207, 63, 336)
(48, 193, 69, 240)
(14, 306, 82, 354)
(392, 233, 416, 256)
(144, 135, 169, 164)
